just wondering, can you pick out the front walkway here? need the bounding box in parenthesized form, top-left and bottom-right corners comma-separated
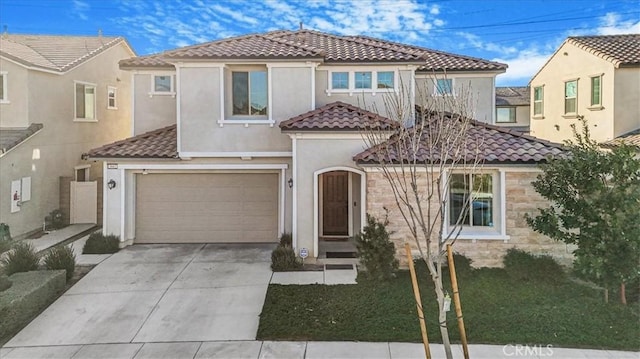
(1, 341, 636, 358)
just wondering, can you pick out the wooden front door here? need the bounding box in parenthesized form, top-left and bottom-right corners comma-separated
(322, 171, 349, 236)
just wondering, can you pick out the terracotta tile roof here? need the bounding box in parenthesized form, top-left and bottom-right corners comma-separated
(120, 29, 507, 72)
(601, 128, 640, 149)
(279, 101, 399, 132)
(0, 123, 43, 156)
(496, 86, 530, 106)
(567, 34, 640, 67)
(87, 125, 177, 159)
(354, 111, 564, 164)
(0, 34, 128, 72)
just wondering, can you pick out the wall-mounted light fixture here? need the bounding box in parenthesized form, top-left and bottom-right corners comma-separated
(288, 178, 294, 188)
(142, 169, 149, 175)
(107, 179, 117, 190)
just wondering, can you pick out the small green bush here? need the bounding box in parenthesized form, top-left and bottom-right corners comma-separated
(271, 245, 302, 271)
(1, 242, 39, 276)
(82, 232, 120, 254)
(451, 252, 474, 276)
(44, 209, 65, 231)
(503, 248, 565, 283)
(0, 239, 12, 255)
(0, 275, 11, 292)
(279, 233, 293, 247)
(43, 245, 76, 281)
(355, 214, 399, 281)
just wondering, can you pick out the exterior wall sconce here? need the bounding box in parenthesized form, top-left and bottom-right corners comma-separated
(288, 178, 294, 188)
(107, 179, 117, 190)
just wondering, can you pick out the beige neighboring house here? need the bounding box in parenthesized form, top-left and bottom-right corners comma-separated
(0, 34, 135, 238)
(89, 29, 572, 267)
(529, 34, 640, 144)
(495, 86, 530, 134)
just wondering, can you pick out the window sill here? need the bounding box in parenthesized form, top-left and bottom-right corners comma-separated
(454, 234, 510, 242)
(218, 118, 275, 127)
(0, 100, 10, 104)
(562, 114, 579, 119)
(587, 105, 604, 111)
(73, 119, 98, 123)
(496, 121, 517, 124)
(532, 115, 544, 120)
(148, 92, 176, 98)
(325, 88, 397, 97)
(107, 107, 118, 110)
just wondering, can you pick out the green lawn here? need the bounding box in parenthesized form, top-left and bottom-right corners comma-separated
(257, 262, 640, 351)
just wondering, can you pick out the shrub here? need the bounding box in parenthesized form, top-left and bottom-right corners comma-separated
(1, 242, 39, 276)
(503, 248, 565, 283)
(0, 275, 11, 292)
(279, 233, 293, 247)
(43, 245, 76, 281)
(451, 252, 474, 276)
(0, 239, 11, 255)
(44, 209, 65, 231)
(82, 232, 120, 254)
(271, 245, 302, 271)
(355, 214, 399, 281)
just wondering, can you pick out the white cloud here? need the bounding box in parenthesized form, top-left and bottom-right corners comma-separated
(457, 32, 517, 55)
(209, 4, 259, 26)
(597, 12, 640, 35)
(72, 0, 89, 21)
(494, 49, 552, 86)
(430, 5, 440, 15)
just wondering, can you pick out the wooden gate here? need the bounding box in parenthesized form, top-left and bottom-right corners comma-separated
(70, 181, 97, 224)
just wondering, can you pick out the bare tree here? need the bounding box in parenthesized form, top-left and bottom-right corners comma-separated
(358, 75, 484, 359)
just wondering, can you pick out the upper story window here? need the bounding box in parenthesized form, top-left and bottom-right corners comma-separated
(435, 78, 453, 96)
(377, 71, 394, 89)
(327, 70, 397, 95)
(0, 71, 8, 103)
(74, 81, 96, 121)
(533, 86, 544, 117)
(590, 75, 602, 107)
(449, 173, 494, 228)
(354, 71, 372, 89)
(150, 75, 175, 96)
(107, 86, 117, 110)
(232, 71, 267, 116)
(496, 107, 516, 123)
(564, 80, 578, 115)
(331, 72, 349, 89)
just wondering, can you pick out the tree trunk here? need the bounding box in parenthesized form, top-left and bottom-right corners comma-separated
(434, 262, 453, 359)
(620, 282, 627, 305)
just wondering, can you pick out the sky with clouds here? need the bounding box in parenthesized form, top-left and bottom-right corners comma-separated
(1, 0, 638, 85)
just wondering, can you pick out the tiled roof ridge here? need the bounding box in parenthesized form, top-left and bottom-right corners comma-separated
(61, 36, 124, 71)
(271, 30, 422, 60)
(279, 101, 397, 130)
(466, 116, 565, 150)
(0, 123, 44, 155)
(347, 34, 508, 69)
(88, 124, 177, 157)
(567, 33, 640, 67)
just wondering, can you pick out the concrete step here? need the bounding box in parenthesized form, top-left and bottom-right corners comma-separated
(316, 257, 359, 266)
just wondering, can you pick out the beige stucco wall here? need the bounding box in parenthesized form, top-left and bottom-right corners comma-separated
(529, 41, 623, 143)
(613, 67, 640, 137)
(366, 170, 573, 268)
(294, 136, 368, 256)
(415, 75, 495, 124)
(133, 73, 176, 135)
(0, 59, 29, 128)
(0, 43, 133, 237)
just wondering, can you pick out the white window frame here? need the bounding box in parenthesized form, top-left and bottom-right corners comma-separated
(231, 70, 268, 117)
(434, 78, 454, 96)
(149, 74, 175, 97)
(496, 107, 516, 123)
(589, 74, 603, 110)
(74, 164, 91, 182)
(564, 79, 578, 116)
(533, 85, 544, 118)
(74, 81, 97, 122)
(107, 86, 117, 110)
(0, 71, 8, 104)
(443, 170, 508, 240)
(326, 69, 398, 96)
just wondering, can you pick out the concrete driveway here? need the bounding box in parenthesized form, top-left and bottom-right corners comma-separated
(5, 243, 275, 347)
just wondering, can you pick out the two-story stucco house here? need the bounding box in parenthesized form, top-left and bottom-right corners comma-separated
(89, 29, 572, 267)
(0, 34, 135, 238)
(495, 86, 530, 134)
(529, 34, 640, 144)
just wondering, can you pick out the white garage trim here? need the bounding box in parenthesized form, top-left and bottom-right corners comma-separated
(116, 163, 288, 244)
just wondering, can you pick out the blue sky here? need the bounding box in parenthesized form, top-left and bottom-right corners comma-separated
(1, 0, 638, 85)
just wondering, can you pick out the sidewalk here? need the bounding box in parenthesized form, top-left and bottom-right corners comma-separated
(1, 341, 637, 359)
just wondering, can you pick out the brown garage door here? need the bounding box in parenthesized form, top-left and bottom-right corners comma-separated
(135, 173, 279, 243)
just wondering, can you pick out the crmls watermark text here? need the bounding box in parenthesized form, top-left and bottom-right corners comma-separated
(503, 344, 554, 357)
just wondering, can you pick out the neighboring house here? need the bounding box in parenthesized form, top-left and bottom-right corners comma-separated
(495, 86, 530, 133)
(0, 34, 135, 237)
(529, 34, 640, 144)
(89, 29, 571, 267)
(601, 128, 640, 153)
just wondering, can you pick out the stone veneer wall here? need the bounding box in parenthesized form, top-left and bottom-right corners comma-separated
(366, 170, 574, 268)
